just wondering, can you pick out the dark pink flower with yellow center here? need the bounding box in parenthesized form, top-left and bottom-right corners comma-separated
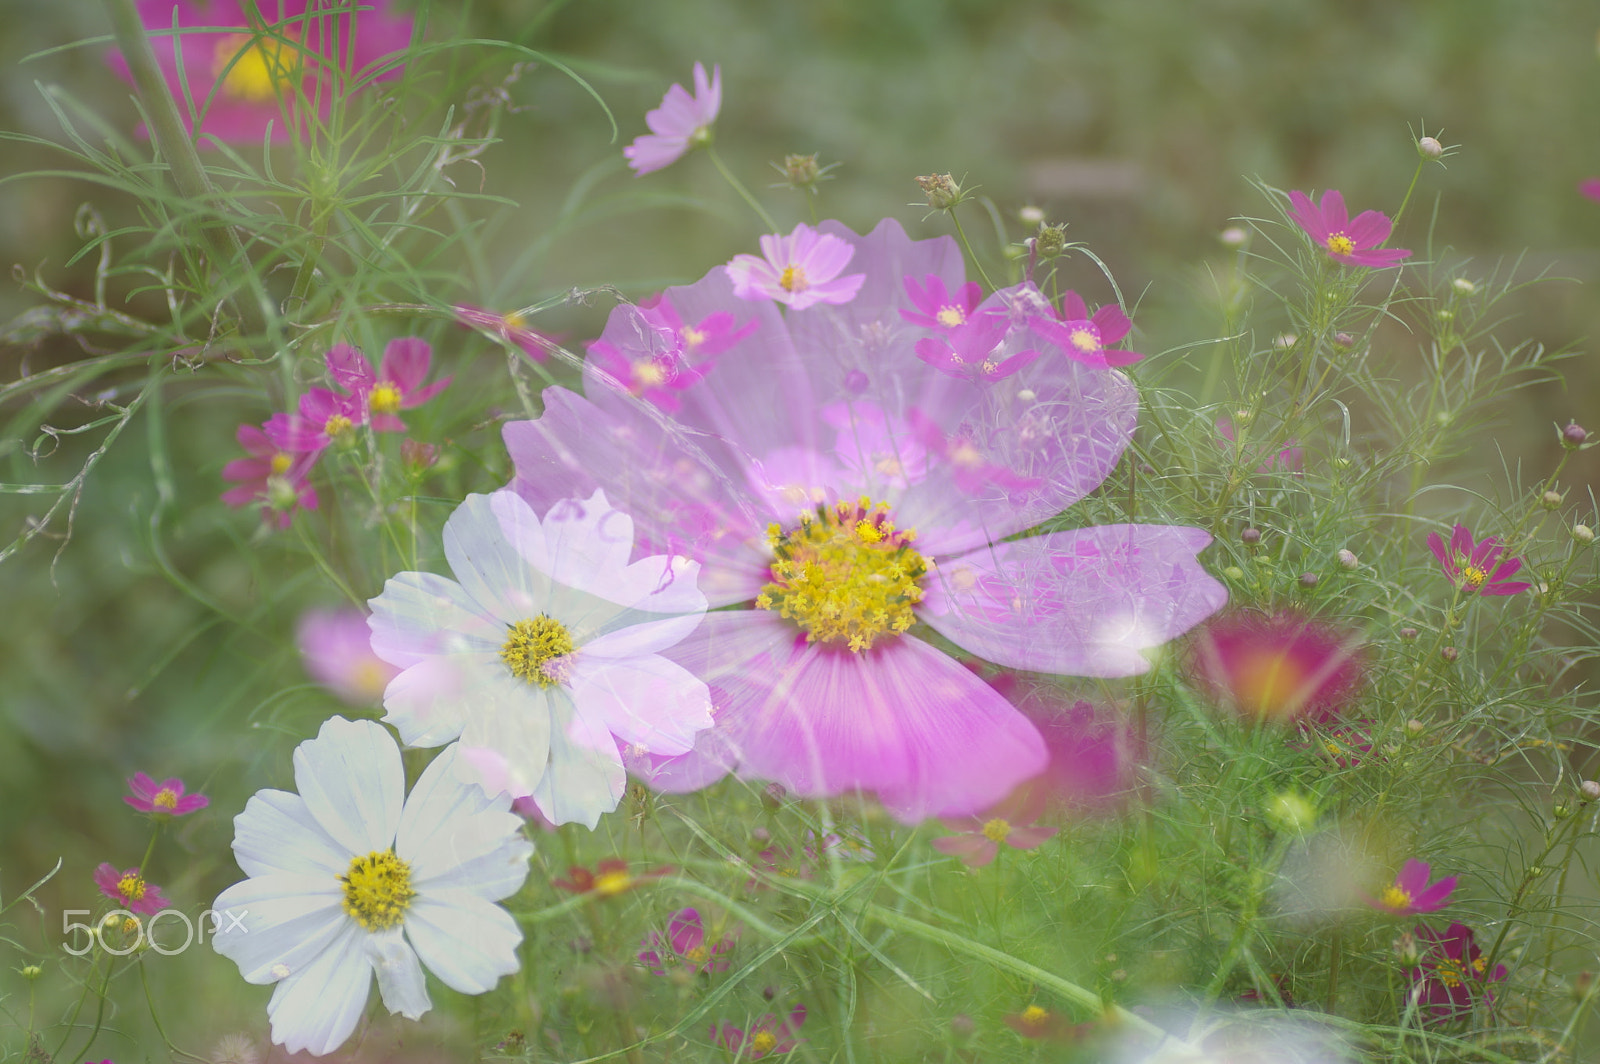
(124, 773, 209, 817)
(711, 1005, 806, 1058)
(553, 859, 670, 898)
(1004, 1004, 1086, 1041)
(623, 62, 721, 176)
(264, 387, 363, 454)
(326, 338, 450, 432)
(220, 423, 318, 528)
(637, 907, 735, 975)
(1190, 611, 1365, 724)
(453, 305, 564, 363)
(94, 863, 169, 915)
(914, 315, 1038, 382)
(1426, 523, 1531, 596)
(900, 273, 983, 332)
(110, 1, 414, 144)
(1409, 922, 1505, 1018)
(725, 223, 866, 309)
(1366, 859, 1456, 917)
(296, 607, 399, 706)
(1287, 189, 1410, 268)
(1030, 290, 1143, 368)
(931, 785, 1056, 867)
(588, 296, 755, 411)
(1581, 179, 1600, 203)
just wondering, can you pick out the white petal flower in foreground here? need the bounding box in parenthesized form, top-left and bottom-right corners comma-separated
(368, 489, 712, 828)
(211, 717, 532, 1057)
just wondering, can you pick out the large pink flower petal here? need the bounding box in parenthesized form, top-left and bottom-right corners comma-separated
(1344, 209, 1393, 247)
(920, 525, 1227, 677)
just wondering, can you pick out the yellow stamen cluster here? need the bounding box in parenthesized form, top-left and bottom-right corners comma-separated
(935, 305, 965, 328)
(117, 873, 147, 901)
(339, 850, 415, 931)
(685, 945, 710, 965)
(779, 265, 808, 293)
(212, 29, 302, 103)
(756, 498, 926, 653)
(1020, 1005, 1049, 1024)
(153, 788, 179, 811)
(1434, 957, 1465, 989)
(680, 325, 707, 349)
(369, 382, 404, 416)
(1380, 885, 1412, 911)
(1326, 233, 1355, 256)
(633, 361, 668, 389)
(593, 869, 634, 897)
(269, 452, 293, 476)
(751, 1032, 779, 1054)
(1461, 564, 1487, 588)
(501, 616, 576, 687)
(981, 818, 1012, 844)
(324, 414, 353, 439)
(1069, 327, 1101, 353)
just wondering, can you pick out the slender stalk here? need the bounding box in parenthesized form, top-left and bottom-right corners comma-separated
(706, 146, 778, 232)
(946, 209, 996, 291)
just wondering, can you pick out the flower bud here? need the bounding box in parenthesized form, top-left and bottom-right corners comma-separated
(1452, 277, 1477, 295)
(1336, 549, 1358, 570)
(20, 964, 41, 981)
(1563, 421, 1588, 448)
(1219, 226, 1248, 248)
(915, 173, 963, 211)
(1582, 780, 1600, 801)
(949, 1014, 976, 1039)
(1399, 627, 1418, 641)
(1542, 490, 1564, 510)
(1033, 223, 1069, 259)
(1274, 333, 1297, 350)
(1418, 136, 1444, 159)
(1333, 332, 1354, 348)
(1440, 646, 1458, 663)
(1407, 719, 1425, 734)
(1555, 802, 1573, 819)
(1394, 931, 1420, 966)
(1018, 205, 1046, 226)
(778, 153, 822, 189)
(1265, 791, 1318, 832)
(1298, 572, 1319, 588)
(1573, 971, 1596, 1002)
(1240, 527, 1262, 545)
(265, 474, 300, 514)
(1222, 566, 1246, 581)
(1574, 524, 1594, 544)
(762, 782, 788, 809)
(401, 438, 438, 478)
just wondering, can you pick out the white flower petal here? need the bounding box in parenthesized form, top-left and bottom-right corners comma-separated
(522, 488, 635, 592)
(367, 927, 431, 1020)
(265, 922, 372, 1057)
(528, 698, 626, 828)
(458, 672, 554, 800)
(584, 613, 705, 660)
(367, 571, 502, 668)
(397, 745, 533, 899)
(231, 789, 349, 878)
(293, 717, 405, 855)
(444, 492, 552, 623)
(212, 874, 346, 985)
(404, 890, 523, 994)
(382, 652, 502, 748)
(568, 652, 711, 756)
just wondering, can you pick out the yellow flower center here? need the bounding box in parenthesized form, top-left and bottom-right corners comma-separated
(501, 616, 576, 687)
(751, 1031, 778, 1054)
(935, 305, 965, 328)
(1435, 957, 1464, 989)
(503, 310, 527, 329)
(1326, 233, 1355, 256)
(211, 28, 302, 103)
(593, 869, 633, 897)
(269, 452, 293, 476)
(1069, 326, 1100, 353)
(324, 414, 353, 438)
(685, 945, 709, 964)
(680, 325, 707, 349)
(755, 497, 926, 653)
(1021, 1005, 1049, 1024)
(779, 265, 808, 293)
(1380, 885, 1412, 911)
(117, 873, 146, 901)
(633, 361, 668, 388)
(1461, 564, 1487, 588)
(1231, 648, 1310, 718)
(339, 850, 415, 931)
(369, 382, 403, 416)
(121, 916, 140, 935)
(153, 788, 179, 811)
(982, 818, 1012, 844)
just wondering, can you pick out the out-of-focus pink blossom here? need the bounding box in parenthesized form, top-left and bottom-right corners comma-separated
(295, 607, 398, 706)
(711, 1005, 806, 1058)
(124, 773, 208, 816)
(220, 423, 317, 528)
(326, 339, 449, 432)
(264, 387, 363, 454)
(1216, 416, 1303, 473)
(900, 273, 983, 332)
(637, 908, 735, 975)
(1366, 859, 1457, 917)
(453, 305, 564, 364)
(1410, 922, 1505, 1018)
(624, 62, 721, 175)
(587, 295, 754, 410)
(1580, 179, 1600, 203)
(1190, 611, 1365, 724)
(931, 786, 1056, 868)
(725, 223, 866, 309)
(1287, 189, 1409, 268)
(914, 315, 1038, 382)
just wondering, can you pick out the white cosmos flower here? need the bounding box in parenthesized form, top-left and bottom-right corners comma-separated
(211, 717, 532, 1057)
(368, 488, 712, 828)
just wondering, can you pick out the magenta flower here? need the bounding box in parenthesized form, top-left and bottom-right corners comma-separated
(1409, 922, 1505, 1018)
(900, 273, 983, 332)
(454, 305, 562, 363)
(587, 295, 755, 411)
(1287, 189, 1410, 268)
(1030, 290, 1143, 367)
(325, 338, 449, 432)
(982, 673, 1142, 815)
(1426, 523, 1531, 596)
(295, 607, 399, 705)
(263, 386, 363, 453)
(914, 314, 1038, 382)
(220, 423, 317, 528)
(110, 1, 414, 144)
(931, 786, 1056, 868)
(624, 62, 721, 175)
(505, 218, 1227, 821)
(1190, 611, 1365, 724)
(1366, 859, 1457, 916)
(1581, 179, 1600, 203)
(637, 908, 735, 975)
(1216, 417, 1303, 473)
(724, 223, 867, 309)
(124, 773, 209, 816)
(712, 1005, 806, 1058)
(94, 863, 168, 915)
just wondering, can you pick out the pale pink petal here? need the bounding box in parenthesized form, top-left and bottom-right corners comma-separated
(566, 649, 711, 755)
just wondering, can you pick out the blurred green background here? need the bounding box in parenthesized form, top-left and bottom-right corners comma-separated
(4, 0, 1600, 1054)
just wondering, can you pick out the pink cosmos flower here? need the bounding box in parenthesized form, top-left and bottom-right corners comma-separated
(931, 785, 1056, 868)
(1030, 290, 1143, 367)
(981, 672, 1142, 815)
(725, 223, 867, 310)
(94, 863, 168, 915)
(1409, 922, 1505, 1018)
(124, 773, 209, 816)
(326, 338, 450, 432)
(1216, 417, 1303, 473)
(1287, 189, 1410, 268)
(623, 62, 721, 175)
(1426, 523, 1531, 596)
(1580, 179, 1600, 203)
(454, 305, 563, 364)
(505, 218, 1227, 821)
(220, 422, 318, 528)
(1366, 859, 1456, 917)
(1005, 1005, 1087, 1042)
(914, 314, 1039, 382)
(637, 908, 735, 975)
(110, 1, 414, 144)
(552, 859, 670, 898)
(587, 295, 755, 411)
(1190, 610, 1365, 724)
(711, 1005, 806, 1058)
(295, 607, 400, 705)
(263, 386, 363, 453)
(900, 273, 983, 332)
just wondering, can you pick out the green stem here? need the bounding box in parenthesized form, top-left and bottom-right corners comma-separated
(706, 147, 778, 232)
(947, 210, 996, 291)
(1390, 159, 1426, 231)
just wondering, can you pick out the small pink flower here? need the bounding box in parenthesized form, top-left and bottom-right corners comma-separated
(1287, 189, 1410, 268)
(1004, 1004, 1085, 1042)
(588, 296, 755, 410)
(1216, 417, 1303, 473)
(1030, 290, 1143, 367)
(1426, 523, 1531, 596)
(1581, 179, 1600, 203)
(900, 273, 983, 331)
(220, 423, 318, 529)
(712, 1004, 806, 1058)
(1409, 922, 1505, 1018)
(624, 62, 721, 175)
(325, 338, 450, 432)
(931, 786, 1057, 868)
(124, 773, 208, 817)
(637, 907, 736, 975)
(1366, 859, 1457, 916)
(1190, 611, 1365, 724)
(453, 305, 563, 363)
(263, 387, 363, 453)
(94, 863, 168, 915)
(725, 223, 866, 309)
(295, 608, 399, 706)
(914, 315, 1038, 382)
